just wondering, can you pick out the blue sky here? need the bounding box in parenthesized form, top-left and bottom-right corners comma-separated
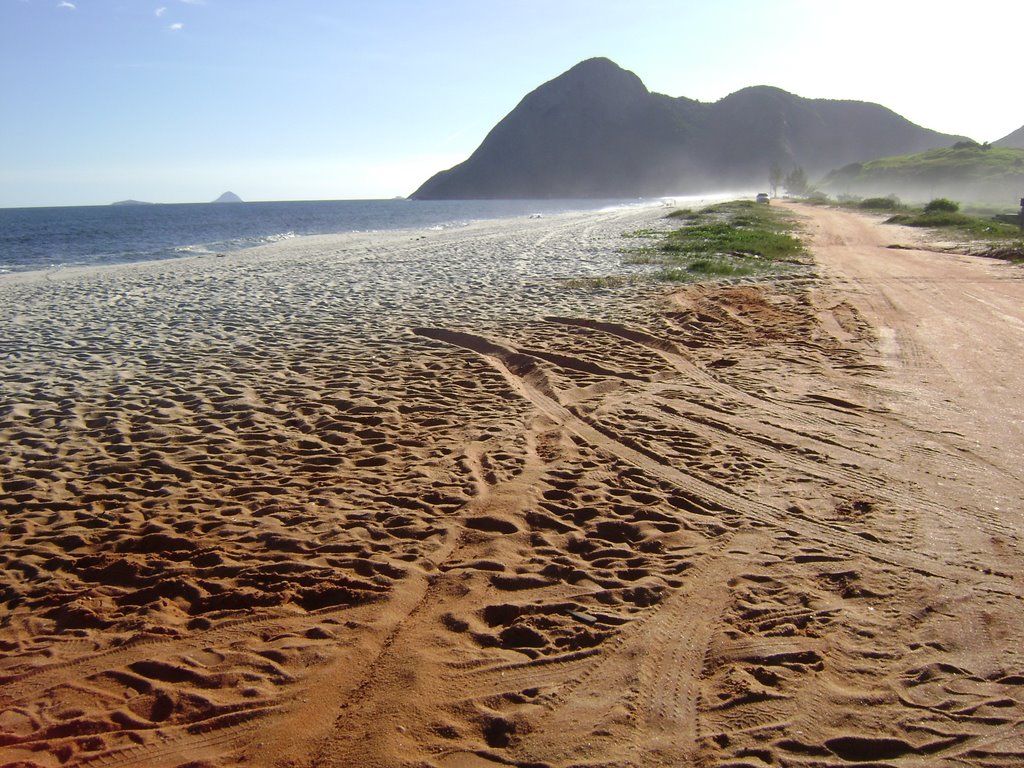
(2, 0, 1021, 207)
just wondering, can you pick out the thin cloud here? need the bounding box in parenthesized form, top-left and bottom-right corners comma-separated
(155, 7, 167, 17)
(57, 1, 76, 9)
(168, 22, 184, 31)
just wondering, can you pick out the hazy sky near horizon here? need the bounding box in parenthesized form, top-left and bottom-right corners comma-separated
(2, 0, 1021, 207)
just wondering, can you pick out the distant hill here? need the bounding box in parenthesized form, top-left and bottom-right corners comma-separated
(213, 191, 243, 203)
(411, 58, 965, 200)
(111, 199, 154, 206)
(995, 125, 1024, 149)
(821, 143, 1024, 204)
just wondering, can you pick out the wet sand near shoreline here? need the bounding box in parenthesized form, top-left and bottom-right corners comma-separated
(2, 204, 1023, 767)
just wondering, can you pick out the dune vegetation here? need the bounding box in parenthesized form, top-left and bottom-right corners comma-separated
(625, 200, 808, 282)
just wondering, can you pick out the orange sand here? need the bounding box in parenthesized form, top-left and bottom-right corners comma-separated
(1, 204, 1023, 767)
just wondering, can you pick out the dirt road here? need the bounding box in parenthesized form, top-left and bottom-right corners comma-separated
(2, 203, 1023, 767)
(805, 204, 1024, 483)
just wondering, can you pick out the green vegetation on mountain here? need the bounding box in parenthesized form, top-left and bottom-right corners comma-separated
(822, 142, 1024, 203)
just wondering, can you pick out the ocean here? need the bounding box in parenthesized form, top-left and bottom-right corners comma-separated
(0, 198, 643, 275)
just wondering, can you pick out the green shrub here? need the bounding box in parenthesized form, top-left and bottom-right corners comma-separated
(859, 196, 902, 210)
(912, 211, 967, 226)
(924, 198, 959, 214)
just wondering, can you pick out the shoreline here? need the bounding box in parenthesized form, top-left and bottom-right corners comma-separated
(0, 196, 691, 282)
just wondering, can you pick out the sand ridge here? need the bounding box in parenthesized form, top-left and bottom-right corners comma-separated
(1, 204, 1023, 766)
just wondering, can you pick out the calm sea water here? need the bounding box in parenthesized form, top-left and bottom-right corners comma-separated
(0, 198, 642, 275)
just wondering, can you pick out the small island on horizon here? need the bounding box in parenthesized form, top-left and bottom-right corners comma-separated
(109, 192, 244, 206)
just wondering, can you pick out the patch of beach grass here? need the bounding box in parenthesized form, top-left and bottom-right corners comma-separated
(883, 198, 1024, 260)
(622, 228, 669, 239)
(623, 199, 808, 283)
(654, 259, 760, 283)
(658, 221, 802, 260)
(561, 275, 637, 289)
(887, 209, 1022, 239)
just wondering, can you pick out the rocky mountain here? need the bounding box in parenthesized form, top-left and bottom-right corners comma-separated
(411, 58, 965, 199)
(995, 125, 1024, 149)
(213, 191, 243, 203)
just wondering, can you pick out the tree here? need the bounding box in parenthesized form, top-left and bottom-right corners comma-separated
(784, 166, 809, 196)
(768, 163, 783, 198)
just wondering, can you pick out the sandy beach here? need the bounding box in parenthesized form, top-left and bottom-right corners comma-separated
(2, 203, 1024, 767)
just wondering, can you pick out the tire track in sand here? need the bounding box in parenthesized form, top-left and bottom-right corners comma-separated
(412, 327, 1023, 596)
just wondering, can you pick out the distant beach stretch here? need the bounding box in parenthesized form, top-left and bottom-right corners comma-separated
(2, 204, 1023, 766)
